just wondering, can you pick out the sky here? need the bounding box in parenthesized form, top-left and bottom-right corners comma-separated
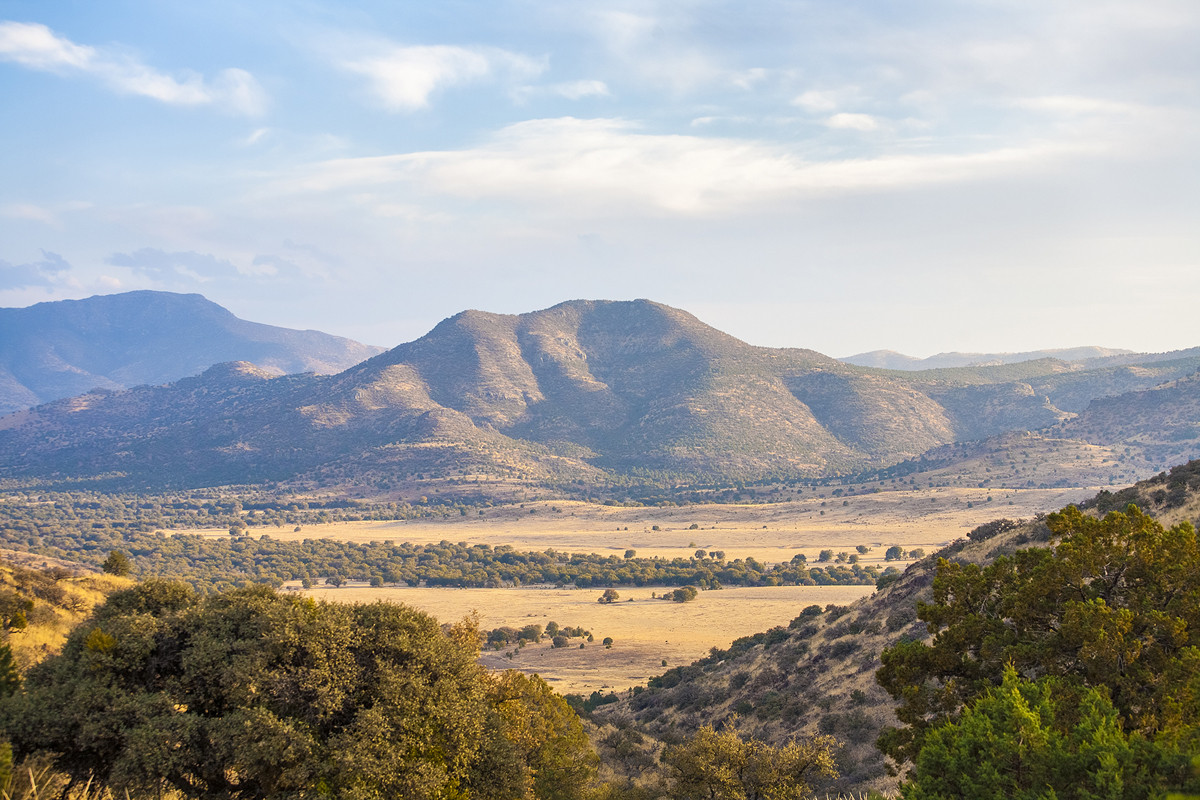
(1, 0, 1198, 358)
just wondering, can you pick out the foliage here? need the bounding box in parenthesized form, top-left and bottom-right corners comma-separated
(902, 666, 1164, 800)
(660, 718, 839, 799)
(878, 503, 1200, 794)
(670, 586, 699, 603)
(101, 550, 131, 576)
(599, 589, 620, 604)
(0, 644, 18, 698)
(0, 582, 597, 800)
(0, 490, 881, 592)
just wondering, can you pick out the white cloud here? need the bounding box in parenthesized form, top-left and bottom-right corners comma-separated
(0, 21, 266, 115)
(825, 113, 880, 131)
(272, 117, 1087, 217)
(548, 79, 610, 100)
(0, 20, 91, 69)
(1014, 95, 1143, 116)
(793, 90, 840, 112)
(339, 43, 545, 111)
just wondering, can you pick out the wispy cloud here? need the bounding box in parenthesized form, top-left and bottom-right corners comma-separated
(0, 250, 71, 290)
(0, 21, 266, 115)
(107, 248, 241, 283)
(337, 42, 545, 111)
(825, 113, 880, 132)
(274, 117, 1086, 217)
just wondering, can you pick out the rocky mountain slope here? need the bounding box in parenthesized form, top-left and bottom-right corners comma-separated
(0, 299, 1197, 492)
(0, 291, 383, 414)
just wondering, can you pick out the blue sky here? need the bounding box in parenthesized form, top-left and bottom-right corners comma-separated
(2, 0, 1198, 357)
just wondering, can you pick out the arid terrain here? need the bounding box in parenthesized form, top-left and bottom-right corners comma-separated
(303, 583, 873, 694)
(189, 486, 1095, 563)
(177, 485, 1103, 692)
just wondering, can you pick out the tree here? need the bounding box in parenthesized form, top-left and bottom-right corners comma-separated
(485, 672, 597, 800)
(901, 667, 1159, 800)
(0, 643, 19, 698)
(101, 549, 131, 576)
(661, 719, 838, 800)
(0, 582, 598, 800)
(817, 550, 834, 563)
(878, 504, 1200, 792)
(671, 586, 698, 603)
(884, 545, 905, 561)
(598, 589, 620, 604)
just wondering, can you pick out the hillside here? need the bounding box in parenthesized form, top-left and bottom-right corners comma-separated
(0, 555, 131, 673)
(0, 298, 1197, 494)
(590, 460, 1200, 795)
(0, 291, 383, 414)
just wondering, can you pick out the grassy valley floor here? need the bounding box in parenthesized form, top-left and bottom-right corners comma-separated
(301, 583, 874, 694)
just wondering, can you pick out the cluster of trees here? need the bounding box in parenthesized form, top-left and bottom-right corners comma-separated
(0, 582, 597, 799)
(878, 504, 1200, 798)
(485, 621, 593, 650)
(0, 491, 883, 592)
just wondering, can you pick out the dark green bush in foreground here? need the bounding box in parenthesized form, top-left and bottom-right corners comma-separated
(0, 582, 595, 800)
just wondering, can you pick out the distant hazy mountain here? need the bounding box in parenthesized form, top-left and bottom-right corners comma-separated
(0, 291, 384, 415)
(841, 346, 1134, 371)
(1, 299, 1197, 491)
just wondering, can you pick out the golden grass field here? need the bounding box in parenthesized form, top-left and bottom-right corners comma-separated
(195, 485, 1097, 692)
(302, 583, 874, 694)
(194, 485, 1096, 565)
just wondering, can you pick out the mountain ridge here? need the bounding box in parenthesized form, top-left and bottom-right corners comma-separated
(1, 297, 1198, 493)
(0, 290, 384, 414)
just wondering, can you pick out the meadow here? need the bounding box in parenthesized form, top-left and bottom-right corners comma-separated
(257, 485, 1094, 691)
(303, 583, 874, 694)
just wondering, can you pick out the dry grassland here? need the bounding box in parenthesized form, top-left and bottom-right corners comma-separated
(189, 486, 1096, 565)
(186, 487, 1097, 692)
(302, 584, 874, 694)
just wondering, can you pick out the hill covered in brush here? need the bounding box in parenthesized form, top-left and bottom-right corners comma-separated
(590, 460, 1200, 796)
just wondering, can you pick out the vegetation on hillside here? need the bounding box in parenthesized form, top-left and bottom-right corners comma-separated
(877, 503, 1200, 796)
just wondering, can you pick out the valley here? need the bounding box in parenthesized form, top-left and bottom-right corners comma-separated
(302, 583, 874, 695)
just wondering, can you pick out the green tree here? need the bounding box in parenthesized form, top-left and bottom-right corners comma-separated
(485, 671, 597, 800)
(671, 586, 699, 603)
(661, 719, 838, 800)
(878, 504, 1200, 791)
(0, 643, 19, 698)
(0, 581, 597, 800)
(817, 550, 834, 563)
(101, 549, 131, 576)
(902, 666, 1158, 800)
(599, 589, 620, 604)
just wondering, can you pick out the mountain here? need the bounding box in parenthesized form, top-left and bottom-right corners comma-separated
(0, 299, 1197, 492)
(841, 346, 1133, 370)
(0, 291, 384, 415)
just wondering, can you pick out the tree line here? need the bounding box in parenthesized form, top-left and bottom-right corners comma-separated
(0, 491, 885, 592)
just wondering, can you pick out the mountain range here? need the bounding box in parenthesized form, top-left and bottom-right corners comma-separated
(1, 296, 1198, 492)
(0, 291, 383, 415)
(840, 346, 1136, 370)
